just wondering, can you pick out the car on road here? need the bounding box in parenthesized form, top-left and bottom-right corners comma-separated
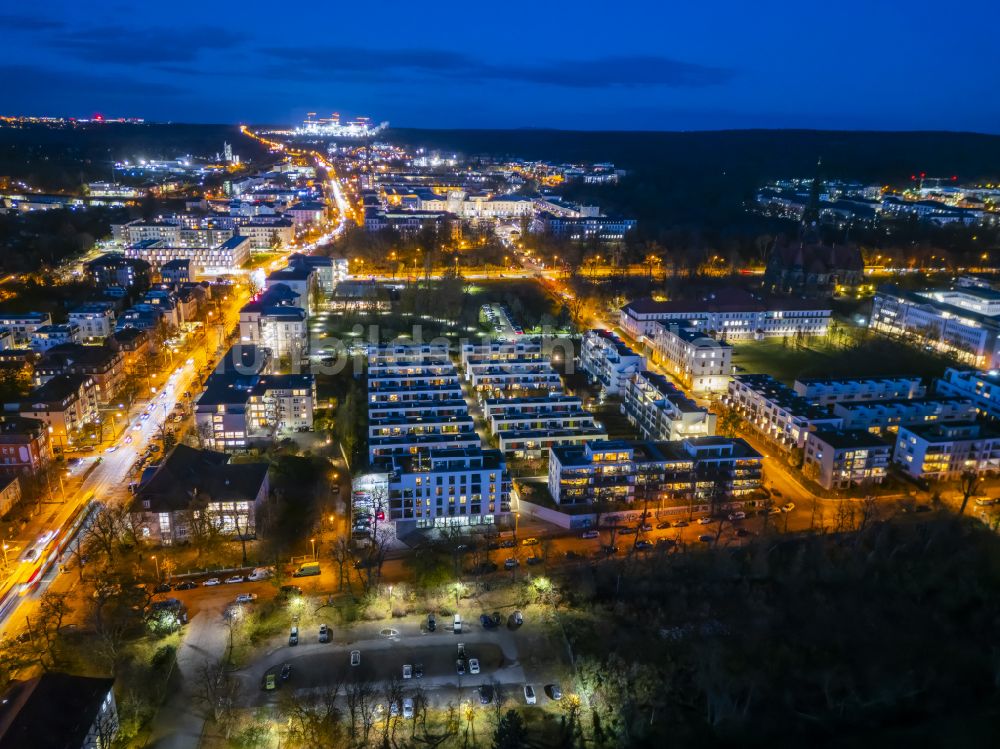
(521, 537, 539, 546)
(656, 521, 672, 529)
(672, 520, 689, 528)
(202, 578, 221, 586)
(224, 575, 245, 584)
(456, 658, 466, 675)
(264, 673, 276, 691)
(236, 593, 257, 604)
(503, 557, 518, 570)
(728, 511, 747, 521)
(319, 624, 330, 643)
(546, 683, 563, 700)
(524, 685, 536, 705)
(402, 698, 414, 718)
(580, 530, 599, 539)
(350, 650, 360, 666)
(427, 613, 436, 632)
(458, 643, 466, 658)
(698, 534, 714, 543)
(124, 436, 133, 444)
(403, 664, 413, 679)
(104, 445, 117, 453)
(174, 581, 197, 591)
(635, 540, 654, 550)
(781, 502, 796, 512)
(479, 685, 494, 705)
(468, 658, 480, 674)
(414, 663, 424, 678)
(280, 663, 291, 681)
(288, 627, 298, 646)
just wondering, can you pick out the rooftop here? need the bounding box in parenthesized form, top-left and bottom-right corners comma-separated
(809, 429, 890, 450)
(0, 673, 115, 749)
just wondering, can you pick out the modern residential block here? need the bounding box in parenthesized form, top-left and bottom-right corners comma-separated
(649, 323, 732, 393)
(622, 370, 717, 441)
(803, 429, 891, 490)
(579, 329, 645, 396)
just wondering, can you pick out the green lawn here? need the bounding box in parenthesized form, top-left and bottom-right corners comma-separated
(731, 333, 960, 385)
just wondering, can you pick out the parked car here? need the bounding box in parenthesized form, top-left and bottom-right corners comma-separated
(727, 511, 746, 521)
(500, 539, 516, 548)
(280, 585, 303, 597)
(524, 685, 536, 704)
(526, 555, 543, 565)
(319, 624, 330, 643)
(288, 627, 299, 646)
(403, 664, 413, 679)
(154, 583, 172, 593)
(504, 558, 518, 570)
(781, 502, 796, 512)
(580, 530, 599, 539)
(468, 658, 480, 674)
(521, 537, 539, 546)
(656, 521, 671, 529)
(350, 650, 360, 666)
(458, 643, 466, 658)
(280, 663, 291, 681)
(402, 698, 414, 719)
(698, 534, 714, 543)
(175, 581, 197, 591)
(427, 613, 436, 632)
(635, 540, 654, 550)
(618, 527, 638, 536)
(672, 520, 689, 528)
(602, 545, 619, 555)
(389, 701, 399, 717)
(235, 593, 257, 604)
(455, 658, 466, 675)
(264, 673, 276, 691)
(546, 683, 563, 700)
(479, 685, 494, 705)
(202, 578, 221, 586)
(413, 663, 424, 678)
(735, 528, 751, 538)
(481, 614, 498, 629)
(697, 516, 714, 525)
(224, 575, 245, 584)
(512, 610, 524, 626)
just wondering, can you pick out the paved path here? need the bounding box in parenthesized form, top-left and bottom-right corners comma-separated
(145, 604, 228, 749)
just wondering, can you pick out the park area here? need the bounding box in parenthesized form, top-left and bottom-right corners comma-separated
(730, 330, 960, 385)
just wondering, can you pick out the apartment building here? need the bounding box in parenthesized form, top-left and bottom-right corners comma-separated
(130, 445, 270, 544)
(0, 312, 52, 346)
(29, 324, 82, 352)
(368, 409, 479, 462)
(936, 367, 1000, 420)
(869, 285, 1000, 368)
(385, 447, 511, 534)
(622, 370, 717, 441)
(238, 285, 308, 362)
(893, 420, 1000, 480)
(803, 429, 891, 490)
(832, 397, 976, 435)
(112, 218, 234, 248)
(19, 374, 99, 448)
(579, 329, 645, 396)
(237, 218, 295, 249)
(726, 374, 843, 450)
(34, 343, 125, 404)
(467, 360, 562, 397)
(548, 437, 763, 507)
(194, 372, 316, 451)
(460, 340, 544, 369)
(0, 416, 51, 475)
(620, 288, 831, 341)
(159, 259, 191, 284)
(287, 253, 347, 295)
(650, 323, 732, 394)
(124, 235, 251, 276)
(68, 303, 117, 342)
(85, 254, 152, 290)
(265, 267, 316, 313)
(793, 375, 926, 405)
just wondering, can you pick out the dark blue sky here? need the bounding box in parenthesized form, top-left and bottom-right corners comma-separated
(3, 1, 999, 131)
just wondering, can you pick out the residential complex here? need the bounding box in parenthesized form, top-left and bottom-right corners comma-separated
(548, 437, 763, 507)
(803, 429, 891, 490)
(793, 376, 926, 405)
(936, 367, 1000, 420)
(726, 374, 843, 450)
(19, 374, 100, 448)
(579, 329, 645, 396)
(124, 235, 251, 276)
(620, 288, 831, 342)
(622, 371, 717, 441)
(649, 323, 732, 394)
(893, 421, 1000, 480)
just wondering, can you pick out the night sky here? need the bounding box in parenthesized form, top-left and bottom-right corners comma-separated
(3, 1, 998, 131)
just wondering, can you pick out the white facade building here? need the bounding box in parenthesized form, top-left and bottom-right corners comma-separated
(622, 370, 717, 441)
(579, 329, 645, 396)
(893, 421, 1000, 480)
(69, 303, 117, 342)
(650, 323, 732, 394)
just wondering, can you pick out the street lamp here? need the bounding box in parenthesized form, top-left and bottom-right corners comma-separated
(311, 538, 316, 560)
(152, 555, 160, 581)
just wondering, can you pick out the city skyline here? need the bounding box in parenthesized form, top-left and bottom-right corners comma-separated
(3, 0, 1000, 131)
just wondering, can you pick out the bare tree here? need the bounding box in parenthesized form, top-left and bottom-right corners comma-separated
(195, 658, 243, 740)
(958, 469, 980, 516)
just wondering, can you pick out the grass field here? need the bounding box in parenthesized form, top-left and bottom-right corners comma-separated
(731, 333, 960, 385)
